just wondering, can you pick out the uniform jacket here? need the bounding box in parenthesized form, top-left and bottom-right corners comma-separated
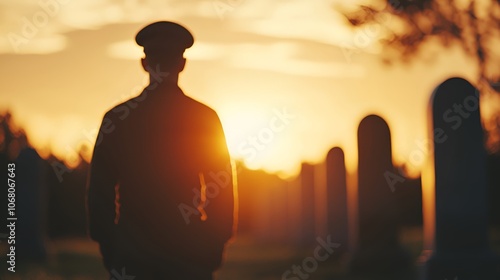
(87, 82, 234, 270)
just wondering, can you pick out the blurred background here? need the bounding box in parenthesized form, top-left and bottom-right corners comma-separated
(1, 0, 500, 279)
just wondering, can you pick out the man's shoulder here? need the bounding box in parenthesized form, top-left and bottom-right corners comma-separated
(102, 93, 145, 121)
(101, 90, 221, 123)
(182, 95, 220, 120)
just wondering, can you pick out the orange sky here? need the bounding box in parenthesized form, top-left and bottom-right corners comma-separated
(0, 0, 487, 177)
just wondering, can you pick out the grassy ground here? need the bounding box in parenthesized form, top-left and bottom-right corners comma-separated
(0, 227, 499, 280)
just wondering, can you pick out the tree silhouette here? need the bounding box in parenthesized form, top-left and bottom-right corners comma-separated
(341, 0, 500, 153)
(0, 111, 29, 160)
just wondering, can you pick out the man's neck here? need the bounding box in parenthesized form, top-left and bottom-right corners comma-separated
(148, 73, 179, 89)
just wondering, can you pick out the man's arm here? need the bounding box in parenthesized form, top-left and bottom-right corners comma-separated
(86, 113, 118, 245)
(201, 111, 235, 245)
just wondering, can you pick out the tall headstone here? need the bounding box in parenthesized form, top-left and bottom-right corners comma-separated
(488, 154, 500, 226)
(326, 147, 348, 256)
(423, 77, 500, 279)
(17, 146, 47, 263)
(350, 115, 411, 275)
(300, 163, 316, 246)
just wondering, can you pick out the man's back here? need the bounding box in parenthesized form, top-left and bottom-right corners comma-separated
(87, 83, 234, 273)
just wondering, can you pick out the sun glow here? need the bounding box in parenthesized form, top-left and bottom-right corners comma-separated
(218, 106, 275, 162)
(215, 100, 303, 177)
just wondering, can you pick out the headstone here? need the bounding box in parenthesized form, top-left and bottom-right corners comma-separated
(326, 147, 348, 256)
(236, 167, 289, 242)
(16, 146, 47, 263)
(423, 77, 500, 279)
(395, 174, 423, 227)
(286, 175, 303, 244)
(0, 152, 9, 244)
(300, 163, 316, 246)
(487, 154, 500, 226)
(350, 115, 411, 275)
(268, 181, 289, 242)
(253, 172, 288, 242)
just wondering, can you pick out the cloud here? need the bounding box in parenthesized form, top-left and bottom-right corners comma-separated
(107, 39, 364, 78)
(1, 33, 67, 54)
(213, 0, 382, 55)
(227, 42, 364, 78)
(226, 0, 355, 45)
(107, 40, 225, 61)
(184, 41, 226, 60)
(0, 0, 194, 54)
(58, 1, 124, 30)
(107, 39, 143, 60)
(0, 0, 80, 54)
(0, 0, 376, 56)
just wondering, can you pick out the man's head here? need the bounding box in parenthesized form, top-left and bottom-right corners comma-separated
(135, 21, 194, 75)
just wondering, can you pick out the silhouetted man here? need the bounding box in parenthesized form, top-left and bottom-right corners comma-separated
(87, 21, 234, 280)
